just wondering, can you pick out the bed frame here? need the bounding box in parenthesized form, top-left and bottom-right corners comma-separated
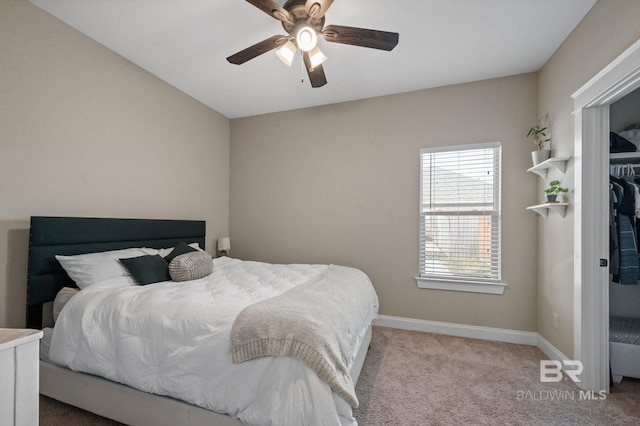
(28, 216, 372, 425)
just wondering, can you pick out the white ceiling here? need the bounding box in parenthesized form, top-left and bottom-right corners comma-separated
(29, 0, 597, 119)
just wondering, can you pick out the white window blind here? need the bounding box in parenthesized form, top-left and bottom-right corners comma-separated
(419, 142, 501, 284)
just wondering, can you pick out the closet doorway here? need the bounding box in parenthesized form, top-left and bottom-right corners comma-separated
(609, 88, 640, 320)
(572, 38, 640, 393)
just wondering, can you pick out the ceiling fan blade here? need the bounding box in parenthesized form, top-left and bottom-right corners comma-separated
(305, 0, 334, 18)
(322, 25, 399, 51)
(226, 35, 288, 65)
(303, 51, 327, 88)
(246, 0, 292, 23)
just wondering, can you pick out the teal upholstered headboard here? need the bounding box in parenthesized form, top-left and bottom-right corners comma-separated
(27, 216, 206, 328)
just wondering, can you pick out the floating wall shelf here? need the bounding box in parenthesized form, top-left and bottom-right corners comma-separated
(527, 157, 572, 179)
(526, 202, 569, 218)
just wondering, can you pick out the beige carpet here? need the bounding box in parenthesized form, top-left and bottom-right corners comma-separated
(40, 326, 640, 425)
(354, 327, 640, 425)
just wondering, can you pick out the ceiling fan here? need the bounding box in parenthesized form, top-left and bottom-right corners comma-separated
(226, 0, 399, 88)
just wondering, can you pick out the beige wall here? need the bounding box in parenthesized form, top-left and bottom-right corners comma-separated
(0, 1, 230, 327)
(537, 0, 640, 357)
(231, 74, 539, 331)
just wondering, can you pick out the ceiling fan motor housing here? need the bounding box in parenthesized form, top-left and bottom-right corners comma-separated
(281, 0, 325, 36)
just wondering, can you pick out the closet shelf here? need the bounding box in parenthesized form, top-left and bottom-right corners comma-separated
(610, 152, 640, 163)
(527, 203, 569, 218)
(527, 157, 571, 179)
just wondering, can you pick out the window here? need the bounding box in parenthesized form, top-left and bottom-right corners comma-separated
(416, 142, 505, 294)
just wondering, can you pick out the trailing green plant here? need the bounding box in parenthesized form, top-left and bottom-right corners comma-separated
(527, 116, 551, 150)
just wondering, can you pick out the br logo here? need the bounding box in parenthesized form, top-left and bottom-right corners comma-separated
(540, 360, 583, 383)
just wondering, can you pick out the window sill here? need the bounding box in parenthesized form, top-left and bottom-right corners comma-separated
(415, 277, 507, 295)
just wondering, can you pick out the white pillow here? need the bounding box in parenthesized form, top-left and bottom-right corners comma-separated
(56, 247, 158, 289)
(158, 242, 202, 257)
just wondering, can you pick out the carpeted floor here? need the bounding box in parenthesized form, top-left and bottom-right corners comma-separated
(353, 327, 640, 425)
(40, 326, 640, 425)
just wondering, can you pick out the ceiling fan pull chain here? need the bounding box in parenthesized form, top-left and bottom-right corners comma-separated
(300, 53, 305, 84)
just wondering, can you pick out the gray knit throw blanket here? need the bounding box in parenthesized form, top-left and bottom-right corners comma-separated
(231, 264, 378, 408)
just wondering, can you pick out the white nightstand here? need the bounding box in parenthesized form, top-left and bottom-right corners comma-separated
(0, 329, 43, 426)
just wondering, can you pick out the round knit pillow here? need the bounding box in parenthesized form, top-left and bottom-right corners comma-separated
(169, 251, 213, 282)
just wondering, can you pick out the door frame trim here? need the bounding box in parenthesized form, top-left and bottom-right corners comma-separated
(571, 37, 640, 392)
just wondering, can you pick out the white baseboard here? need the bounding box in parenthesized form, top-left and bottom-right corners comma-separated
(374, 315, 539, 346)
(536, 333, 570, 363)
(374, 315, 585, 383)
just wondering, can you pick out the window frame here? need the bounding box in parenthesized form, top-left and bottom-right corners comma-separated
(415, 141, 507, 295)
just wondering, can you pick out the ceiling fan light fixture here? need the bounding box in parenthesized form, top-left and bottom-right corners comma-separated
(296, 26, 317, 52)
(276, 40, 297, 66)
(307, 46, 327, 70)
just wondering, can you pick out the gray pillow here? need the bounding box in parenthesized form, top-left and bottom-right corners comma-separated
(163, 241, 198, 263)
(120, 255, 170, 285)
(169, 251, 213, 282)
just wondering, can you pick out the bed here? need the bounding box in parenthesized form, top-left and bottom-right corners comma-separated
(27, 216, 377, 426)
(610, 316, 640, 383)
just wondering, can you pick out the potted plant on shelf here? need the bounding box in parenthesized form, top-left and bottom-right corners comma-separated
(544, 180, 569, 203)
(527, 116, 551, 166)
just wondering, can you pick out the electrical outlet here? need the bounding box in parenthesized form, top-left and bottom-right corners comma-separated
(553, 313, 559, 330)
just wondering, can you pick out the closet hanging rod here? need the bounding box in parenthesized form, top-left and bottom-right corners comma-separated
(609, 163, 640, 177)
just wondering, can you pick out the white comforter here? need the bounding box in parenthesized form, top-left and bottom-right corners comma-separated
(49, 257, 377, 426)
